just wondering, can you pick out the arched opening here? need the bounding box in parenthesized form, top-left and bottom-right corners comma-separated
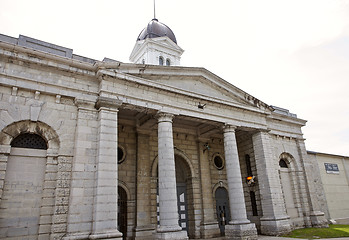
(153, 152, 195, 238)
(0, 133, 47, 238)
(159, 56, 164, 66)
(166, 58, 171, 66)
(118, 186, 127, 240)
(175, 155, 191, 235)
(279, 155, 299, 219)
(0, 120, 60, 239)
(215, 187, 231, 236)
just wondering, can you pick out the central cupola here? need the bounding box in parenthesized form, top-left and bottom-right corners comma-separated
(130, 18, 184, 66)
(137, 18, 177, 44)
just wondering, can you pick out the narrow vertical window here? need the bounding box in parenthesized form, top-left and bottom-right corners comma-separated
(245, 154, 252, 177)
(166, 58, 171, 66)
(250, 191, 258, 216)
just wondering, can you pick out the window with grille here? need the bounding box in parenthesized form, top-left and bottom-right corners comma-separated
(11, 133, 47, 150)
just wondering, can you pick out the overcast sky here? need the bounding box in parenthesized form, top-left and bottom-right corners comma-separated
(1, 0, 348, 156)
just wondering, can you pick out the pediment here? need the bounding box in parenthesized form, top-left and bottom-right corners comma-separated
(151, 37, 182, 50)
(119, 65, 270, 112)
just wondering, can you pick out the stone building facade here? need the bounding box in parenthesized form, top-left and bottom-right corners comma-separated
(0, 19, 328, 240)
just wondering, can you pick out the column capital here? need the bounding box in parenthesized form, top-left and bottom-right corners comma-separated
(74, 98, 96, 110)
(95, 96, 122, 111)
(156, 112, 174, 123)
(223, 124, 237, 133)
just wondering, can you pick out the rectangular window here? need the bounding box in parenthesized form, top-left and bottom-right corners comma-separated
(250, 191, 258, 216)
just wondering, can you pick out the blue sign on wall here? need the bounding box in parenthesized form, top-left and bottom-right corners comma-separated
(324, 163, 339, 174)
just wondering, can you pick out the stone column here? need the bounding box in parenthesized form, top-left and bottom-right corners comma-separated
(197, 139, 220, 238)
(296, 139, 328, 228)
(155, 112, 188, 240)
(135, 129, 154, 239)
(89, 97, 123, 239)
(252, 131, 291, 235)
(223, 125, 257, 239)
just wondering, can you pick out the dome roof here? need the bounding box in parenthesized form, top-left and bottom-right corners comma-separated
(137, 18, 177, 44)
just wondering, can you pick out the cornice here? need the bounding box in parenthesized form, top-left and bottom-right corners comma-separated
(95, 96, 123, 110)
(0, 41, 97, 76)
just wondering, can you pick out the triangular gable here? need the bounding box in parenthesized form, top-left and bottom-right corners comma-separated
(118, 64, 270, 112)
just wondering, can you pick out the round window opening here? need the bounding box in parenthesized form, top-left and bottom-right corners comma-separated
(214, 155, 224, 170)
(118, 146, 126, 164)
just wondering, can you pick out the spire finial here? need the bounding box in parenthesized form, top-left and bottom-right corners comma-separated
(153, 0, 156, 19)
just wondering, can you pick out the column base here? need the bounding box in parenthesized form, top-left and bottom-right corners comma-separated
(200, 221, 221, 239)
(225, 222, 258, 240)
(135, 225, 156, 239)
(154, 226, 188, 240)
(89, 230, 123, 240)
(310, 211, 328, 228)
(260, 216, 291, 236)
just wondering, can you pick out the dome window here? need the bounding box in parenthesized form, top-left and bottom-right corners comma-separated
(159, 56, 164, 66)
(166, 59, 171, 66)
(279, 159, 288, 168)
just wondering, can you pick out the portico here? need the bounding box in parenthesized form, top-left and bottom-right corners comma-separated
(0, 32, 328, 240)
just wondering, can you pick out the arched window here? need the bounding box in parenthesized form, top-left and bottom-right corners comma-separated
(279, 159, 288, 168)
(11, 133, 47, 150)
(159, 56, 164, 66)
(166, 58, 171, 66)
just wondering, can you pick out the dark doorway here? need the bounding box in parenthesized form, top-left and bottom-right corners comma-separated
(177, 183, 189, 233)
(175, 156, 191, 235)
(118, 187, 127, 240)
(215, 187, 231, 236)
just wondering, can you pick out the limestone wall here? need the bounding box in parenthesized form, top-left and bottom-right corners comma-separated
(309, 152, 349, 224)
(0, 85, 77, 239)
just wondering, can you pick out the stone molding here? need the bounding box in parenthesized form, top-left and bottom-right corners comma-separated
(74, 98, 96, 110)
(95, 96, 122, 111)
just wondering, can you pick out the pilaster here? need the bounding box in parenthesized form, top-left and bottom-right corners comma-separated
(135, 129, 155, 239)
(197, 139, 220, 238)
(64, 99, 97, 239)
(296, 139, 328, 228)
(252, 131, 291, 235)
(155, 112, 188, 240)
(90, 97, 122, 239)
(223, 125, 257, 240)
